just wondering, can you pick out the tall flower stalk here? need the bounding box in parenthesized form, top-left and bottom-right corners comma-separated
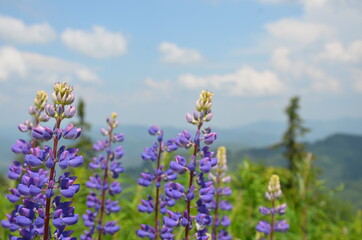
(136, 126, 178, 240)
(2, 82, 84, 240)
(164, 90, 217, 240)
(209, 146, 232, 240)
(256, 174, 289, 240)
(82, 113, 125, 240)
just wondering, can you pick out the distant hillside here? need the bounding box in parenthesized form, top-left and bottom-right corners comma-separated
(233, 134, 362, 208)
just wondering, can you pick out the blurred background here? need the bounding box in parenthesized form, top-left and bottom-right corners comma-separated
(0, 0, 362, 239)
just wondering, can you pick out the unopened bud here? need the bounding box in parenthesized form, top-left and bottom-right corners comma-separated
(56, 105, 64, 116)
(18, 120, 33, 132)
(204, 112, 213, 122)
(45, 104, 56, 117)
(39, 112, 50, 122)
(28, 106, 37, 115)
(186, 113, 194, 124)
(34, 90, 48, 109)
(63, 106, 77, 118)
(217, 146, 227, 167)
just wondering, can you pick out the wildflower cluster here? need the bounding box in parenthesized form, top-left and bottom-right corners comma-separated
(136, 125, 179, 239)
(162, 90, 218, 240)
(209, 147, 232, 240)
(82, 113, 125, 240)
(8, 90, 50, 185)
(256, 174, 289, 240)
(2, 82, 83, 240)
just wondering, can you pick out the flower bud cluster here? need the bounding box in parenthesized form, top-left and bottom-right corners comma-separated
(82, 113, 125, 239)
(18, 90, 50, 134)
(256, 174, 289, 240)
(136, 125, 178, 239)
(52, 82, 75, 105)
(186, 90, 213, 126)
(2, 82, 83, 240)
(208, 146, 232, 240)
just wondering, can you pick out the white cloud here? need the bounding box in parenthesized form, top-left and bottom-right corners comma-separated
(178, 66, 286, 96)
(159, 42, 203, 64)
(318, 40, 362, 62)
(271, 47, 291, 72)
(302, 0, 328, 9)
(270, 46, 340, 93)
(305, 66, 340, 92)
(0, 15, 56, 44)
(61, 26, 127, 59)
(0, 46, 100, 84)
(257, 0, 328, 8)
(0, 47, 27, 81)
(145, 77, 172, 92)
(75, 68, 101, 83)
(265, 18, 334, 46)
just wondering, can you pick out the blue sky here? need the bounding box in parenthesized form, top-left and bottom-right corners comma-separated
(0, 0, 361, 128)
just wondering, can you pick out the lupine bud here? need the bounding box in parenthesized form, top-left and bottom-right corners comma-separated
(62, 124, 81, 140)
(256, 220, 271, 234)
(29, 106, 37, 115)
(39, 112, 50, 122)
(186, 112, 196, 125)
(32, 126, 53, 142)
(63, 106, 77, 118)
(204, 132, 217, 145)
(18, 120, 33, 132)
(45, 104, 56, 117)
(34, 90, 48, 109)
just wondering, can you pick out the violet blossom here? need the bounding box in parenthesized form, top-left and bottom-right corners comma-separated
(81, 113, 125, 240)
(136, 125, 178, 240)
(164, 90, 217, 240)
(256, 174, 289, 240)
(2, 82, 83, 240)
(208, 146, 232, 240)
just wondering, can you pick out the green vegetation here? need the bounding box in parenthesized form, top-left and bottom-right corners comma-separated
(1, 97, 361, 239)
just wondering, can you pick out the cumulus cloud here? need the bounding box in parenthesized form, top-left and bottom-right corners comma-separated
(145, 77, 172, 92)
(0, 47, 27, 81)
(270, 47, 340, 93)
(318, 40, 362, 62)
(265, 19, 334, 46)
(61, 26, 127, 59)
(178, 66, 286, 96)
(0, 15, 56, 44)
(0, 46, 100, 83)
(159, 42, 203, 64)
(253, 0, 362, 94)
(271, 47, 291, 72)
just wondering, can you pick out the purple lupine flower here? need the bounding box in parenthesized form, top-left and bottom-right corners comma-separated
(137, 224, 156, 239)
(162, 90, 216, 240)
(2, 83, 83, 240)
(137, 125, 179, 240)
(256, 175, 289, 240)
(82, 113, 125, 239)
(208, 146, 232, 240)
(11, 139, 31, 155)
